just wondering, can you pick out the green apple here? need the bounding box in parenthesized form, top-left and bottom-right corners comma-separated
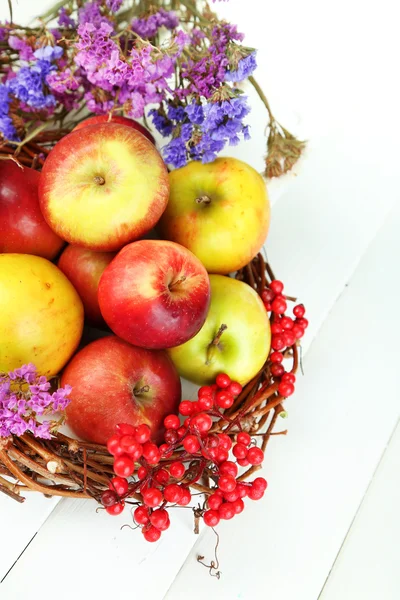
(168, 274, 271, 385)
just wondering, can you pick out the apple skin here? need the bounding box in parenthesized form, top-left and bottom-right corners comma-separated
(38, 123, 169, 251)
(0, 161, 64, 259)
(159, 157, 270, 274)
(168, 275, 271, 385)
(73, 114, 155, 144)
(0, 254, 84, 377)
(62, 336, 182, 445)
(58, 245, 116, 327)
(98, 240, 211, 349)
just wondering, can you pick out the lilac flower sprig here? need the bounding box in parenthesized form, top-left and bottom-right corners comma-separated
(0, 364, 72, 439)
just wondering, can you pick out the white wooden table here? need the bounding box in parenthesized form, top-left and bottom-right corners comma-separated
(1, 1, 399, 598)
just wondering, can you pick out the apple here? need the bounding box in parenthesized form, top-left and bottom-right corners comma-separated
(0, 254, 84, 376)
(38, 123, 169, 251)
(72, 114, 155, 144)
(159, 157, 270, 274)
(168, 274, 271, 385)
(62, 336, 181, 445)
(58, 245, 115, 327)
(98, 240, 211, 349)
(0, 160, 64, 259)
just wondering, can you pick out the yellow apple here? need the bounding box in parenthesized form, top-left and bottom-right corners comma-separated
(0, 254, 84, 376)
(168, 275, 271, 385)
(159, 158, 270, 274)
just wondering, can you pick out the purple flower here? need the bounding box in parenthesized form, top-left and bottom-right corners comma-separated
(8, 35, 34, 61)
(106, 0, 123, 11)
(58, 7, 75, 28)
(225, 51, 257, 82)
(78, 1, 112, 28)
(0, 26, 8, 41)
(131, 9, 178, 39)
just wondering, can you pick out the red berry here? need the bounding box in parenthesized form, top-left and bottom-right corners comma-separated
(159, 443, 173, 457)
(177, 487, 191, 506)
(115, 423, 136, 436)
(120, 436, 143, 460)
(271, 295, 287, 315)
(215, 390, 234, 409)
(236, 483, 249, 498)
(179, 400, 193, 416)
(101, 489, 118, 507)
(134, 505, 149, 525)
(143, 525, 161, 542)
(237, 457, 250, 467)
(183, 434, 200, 454)
(218, 502, 235, 520)
(215, 448, 229, 463)
(270, 280, 284, 295)
(264, 302, 272, 311)
(232, 443, 248, 459)
(142, 488, 163, 507)
(247, 447, 264, 466)
(106, 501, 125, 515)
(164, 429, 178, 444)
(183, 417, 191, 428)
(223, 488, 240, 502)
(293, 304, 305, 318)
(248, 486, 265, 501)
(252, 477, 268, 492)
(203, 446, 218, 460)
(169, 461, 185, 479)
(134, 424, 151, 444)
(150, 508, 169, 530)
(208, 493, 223, 510)
(271, 322, 283, 335)
(271, 363, 285, 377)
(177, 426, 187, 438)
(217, 433, 232, 450)
(237, 432, 251, 446)
(270, 351, 283, 363)
(296, 317, 309, 329)
(232, 498, 245, 514)
(218, 474, 237, 493)
(203, 509, 220, 527)
(283, 331, 295, 347)
(280, 316, 294, 330)
(164, 414, 180, 430)
(271, 334, 286, 351)
(109, 476, 129, 496)
(142, 442, 160, 464)
(191, 412, 213, 433)
(282, 372, 296, 384)
(137, 466, 148, 480)
(216, 373, 231, 388)
(164, 484, 183, 503)
(219, 461, 238, 478)
(261, 288, 275, 303)
(198, 395, 214, 410)
(292, 325, 305, 339)
(228, 381, 242, 396)
(113, 455, 135, 478)
(278, 382, 295, 397)
(107, 434, 124, 457)
(198, 385, 213, 398)
(190, 401, 201, 414)
(155, 468, 169, 485)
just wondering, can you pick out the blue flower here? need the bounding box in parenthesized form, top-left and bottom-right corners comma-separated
(225, 52, 257, 82)
(34, 45, 63, 62)
(162, 137, 187, 168)
(167, 104, 186, 122)
(0, 84, 19, 141)
(185, 101, 205, 125)
(6, 63, 56, 110)
(149, 108, 173, 136)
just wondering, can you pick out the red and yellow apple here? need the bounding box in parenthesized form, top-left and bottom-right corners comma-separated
(168, 275, 271, 385)
(0, 254, 84, 376)
(62, 336, 181, 444)
(72, 114, 155, 144)
(38, 123, 169, 251)
(58, 245, 115, 327)
(159, 157, 270, 274)
(0, 161, 64, 259)
(98, 240, 211, 349)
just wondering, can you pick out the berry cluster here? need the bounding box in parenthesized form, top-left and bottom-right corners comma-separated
(261, 280, 308, 397)
(102, 373, 269, 542)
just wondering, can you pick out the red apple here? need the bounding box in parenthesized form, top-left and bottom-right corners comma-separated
(62, 336, 181, 445)
(98, 240, 211, 349)
(38, 123, 169, 251)
(58, 245, 116, 327)
(0, 161, 64, 259)
(72, 114, 155, 144)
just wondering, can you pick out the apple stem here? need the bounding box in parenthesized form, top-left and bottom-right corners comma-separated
(195, 195, 212, 205)
(93, 175, 105, 186)
(206, 324, 227, 365)
(169, 275, 186, 290)
(135, 384, 150, 395)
